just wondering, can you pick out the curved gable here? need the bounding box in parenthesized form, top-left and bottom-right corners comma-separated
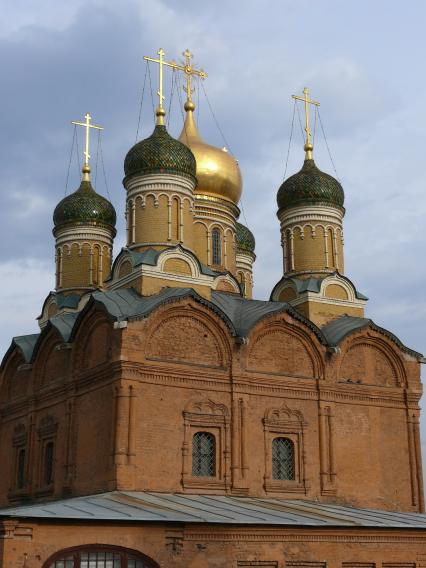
(1, 349, 30, 401)
(246, 317, 322, 378)
(145, 302, 231, 369)
(72, 311, 112, 372)
(340, 338, 403, 387)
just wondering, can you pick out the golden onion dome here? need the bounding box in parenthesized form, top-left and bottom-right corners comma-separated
(178, 101, 242, 205)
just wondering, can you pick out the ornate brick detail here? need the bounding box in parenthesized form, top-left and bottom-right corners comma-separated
(182, 398, 230, 491)
(247, 325, 317, 378)
(263, 403, 307, 494)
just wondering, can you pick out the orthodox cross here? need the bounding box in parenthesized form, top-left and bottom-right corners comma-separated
(144, 48, 178, 121)
(292, 87, 320, 155)
(178, 49, 208, 103)
(71, 113, 103, 170)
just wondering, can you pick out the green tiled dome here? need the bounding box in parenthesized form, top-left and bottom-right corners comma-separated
(53, 181, 116, 232)
(277, 159, 344, 210)
(124, 125, 196, 180)
(236, 222, 255, 254)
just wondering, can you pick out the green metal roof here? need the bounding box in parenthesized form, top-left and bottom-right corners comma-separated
(53, 180, 116, 232)
(124, 125, 196, 181)
(236, 222, 255, 254)
(277, 159, 344, 211)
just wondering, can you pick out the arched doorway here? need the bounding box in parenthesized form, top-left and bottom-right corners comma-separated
(43, 544, 159, 568)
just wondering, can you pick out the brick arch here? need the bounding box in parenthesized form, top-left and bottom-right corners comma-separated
(145, 302, 232, 369)
(339, 336, 405, 387)
(72, 311, 112, 373)
(246, 317, 324, 378)
(1, 349, 29, 401)
(42, 544, 160, 568)
(34, 328, 68, 388)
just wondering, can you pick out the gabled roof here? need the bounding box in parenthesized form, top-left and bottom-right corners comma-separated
(322, 315, 422, 358)
(271, 274, 368, 301)
(7, 334, 39, 364)
(110, 246, 224, 283)
(210, 291, 325, 342)
(1, 491, 426, 528)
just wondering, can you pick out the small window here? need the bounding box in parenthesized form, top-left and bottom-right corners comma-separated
(272, 437, 294, 480)
(192, 432, 216, 476)
(212, 228, 222, 265)
(17, 448, 26, 489)
(44, 441, 54, 485)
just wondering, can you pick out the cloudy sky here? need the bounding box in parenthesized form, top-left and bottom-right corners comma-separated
(1, 0, 426, 460)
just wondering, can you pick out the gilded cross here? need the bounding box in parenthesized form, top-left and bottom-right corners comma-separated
(71, 113, 103, 168)
(144, 48, 178, 122)
(178, 49, 207, 104)
(292, 87, 320, 157)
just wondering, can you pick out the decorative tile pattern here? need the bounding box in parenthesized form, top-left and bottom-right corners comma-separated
(124, 125, 196, 180)
(53, 181, 116, 230)
(236, 222, 256, 253)
(277, 158, 344, 210)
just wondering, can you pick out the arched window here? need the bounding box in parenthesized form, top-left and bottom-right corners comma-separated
(44, 441, 54, 485)
(44, 545, 158, 568)
(212, 228, 222, 265)
(192, 432, 216, 476)
(272, 437, 294, 480)
(16, 448, 26, 489)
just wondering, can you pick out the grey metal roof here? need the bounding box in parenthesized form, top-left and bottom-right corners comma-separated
(270, 274, 368, 301)
(117, 246, 221, 277)
(2, 286, 422, 368)
(49, 312, 79, 342)
(1, 492, 426, 528)
(56, 293, 80, 310)
(11, 334, 39, 363)
(210, 292, 324, 341)
(322, 315, 422, 358)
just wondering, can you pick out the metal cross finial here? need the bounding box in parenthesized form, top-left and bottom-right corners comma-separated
(292, 87, 320, 159)
(176, 49, 207, 105)
(71, 113, 103, 180)
(144, 48, 178, 124)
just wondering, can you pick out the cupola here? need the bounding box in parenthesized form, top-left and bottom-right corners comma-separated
(235, 222, 256, 299)
(53, 148, 116, 295)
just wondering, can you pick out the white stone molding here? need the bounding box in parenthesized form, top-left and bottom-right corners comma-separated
(236, 251, 254, 272)
(271, 273, 367, 310)
(157, 248, 200, 279)
(55, 225, 113, 248)
(212, 274, 240, 293)
(279, 204, 344, 226)
(125, 173, 195, 199)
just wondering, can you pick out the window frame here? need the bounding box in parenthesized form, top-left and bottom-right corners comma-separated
(211, 227, 222, 266)
(36, 415, 58, 497)
(263, 404, 307, 494)
(9, 423, 29, 500)
(182, 400, 230, 491)
(42, 544, 160, 568)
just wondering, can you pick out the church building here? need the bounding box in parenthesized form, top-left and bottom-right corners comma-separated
(1, 49, 426, 567)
